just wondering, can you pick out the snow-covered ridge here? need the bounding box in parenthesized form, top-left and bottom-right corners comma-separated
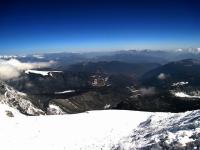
(117, 110, 200, 150)
(174, 92, 200, 98)
(47, 103, 65, 115)
(25, 70, 63, 76)
(0, 82, 44, 115)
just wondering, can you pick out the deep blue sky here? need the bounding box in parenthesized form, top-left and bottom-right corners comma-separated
(0, 0, 200, 54)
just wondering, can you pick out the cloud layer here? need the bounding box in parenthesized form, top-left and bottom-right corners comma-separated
(0, 59, 54, 80)
(157, 73, 167, 80)
(140, 87, 156, 96)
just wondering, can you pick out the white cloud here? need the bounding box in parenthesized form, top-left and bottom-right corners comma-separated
(0, 59, 54, 80)
(140, 87, 156, 96)
(158, 73, 167, 80)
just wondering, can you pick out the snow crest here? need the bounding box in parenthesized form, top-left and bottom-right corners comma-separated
(116, 110, 200, 149)
(0, 82, 44, 115)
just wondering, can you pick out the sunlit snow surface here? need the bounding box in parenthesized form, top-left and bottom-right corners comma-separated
(0, 105, 152, 150)
(1, 104, 200, 150)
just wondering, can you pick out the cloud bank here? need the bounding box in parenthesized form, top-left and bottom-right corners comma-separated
(139, 87, 156, 96)
(157, 73, 167, 80)
(0, 59, 54, 80)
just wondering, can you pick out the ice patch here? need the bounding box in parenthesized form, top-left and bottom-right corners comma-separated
(172, 81, 188, 87)
(25, 70, 62, 76)
(54, 90, 75, 94)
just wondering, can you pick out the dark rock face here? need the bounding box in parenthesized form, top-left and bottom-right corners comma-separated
(115, 91, 200, 113)
(8, 71, 91, 94)
(142, 59, 200, 87)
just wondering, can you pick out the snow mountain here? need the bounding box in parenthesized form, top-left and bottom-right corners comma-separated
(117, 110, 200, 150)
(0, 81, 44, 115)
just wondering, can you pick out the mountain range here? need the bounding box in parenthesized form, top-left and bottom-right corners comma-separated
(1, 50, 200, 149)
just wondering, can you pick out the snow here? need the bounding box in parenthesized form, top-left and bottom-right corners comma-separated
(117, 110, 200, 149)
(0, 107, 152, 150)
(1, 103, 200, 149)
(47, 104, 65, 115)
(174, 92, 200, 98)
(172, 81, 188, 87)
(104, 104, 111, 109)
(54, 90, 75, 94)
(0, 82, 44, 115)
(25, 70, 62, 76)
(0, 104, 24, 118)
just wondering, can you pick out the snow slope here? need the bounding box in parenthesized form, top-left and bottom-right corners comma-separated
(0, 81, 44, 115)
(1, 104, 200, 150)
(117, 110, 200, 149)
(0, 106, 152, 150)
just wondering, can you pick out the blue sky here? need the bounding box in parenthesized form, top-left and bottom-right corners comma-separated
(0, 0, 200, 54)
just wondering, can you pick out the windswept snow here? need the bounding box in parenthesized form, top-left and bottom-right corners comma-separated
(1, 104, 200, 150)
(25, 70, 62, 76)
(174, 92, 200, 98)
(54, 90, 75, 94)
(0, 108, 152, 150)
(117, 110, 200, 149)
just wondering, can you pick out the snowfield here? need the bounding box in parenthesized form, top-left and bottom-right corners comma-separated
(54, 90, 75, 94)
(25, 70, 63, 76)
(0, 105, 152, 150)
(1, 104, 200, 150)
(174, 92, 200, 99)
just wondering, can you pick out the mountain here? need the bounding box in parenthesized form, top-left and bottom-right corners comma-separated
(3, 49, 200, 67)
(95, 50, 169, 64)
(6, 69, 135, 114)
(6, 59, 200, 114)
(7, 70, 91, 94)
(116, 109, 200, 150)
(142, 59, 200, 87)
(68, 61, 160, 77)
(112, 59, 200, 113)
(0, 81, 44, 115)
